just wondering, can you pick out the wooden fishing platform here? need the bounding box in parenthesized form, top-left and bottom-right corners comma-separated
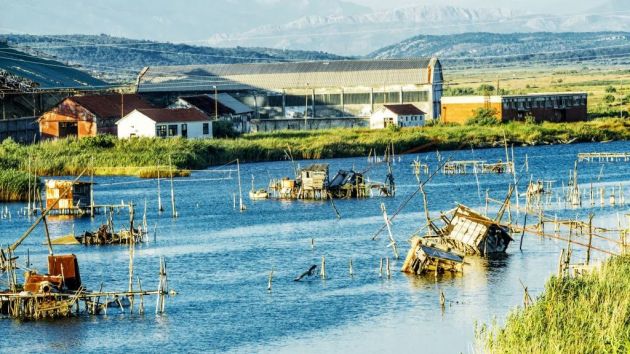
(443, 160, 514, 175)
(578, 152, 630, 162)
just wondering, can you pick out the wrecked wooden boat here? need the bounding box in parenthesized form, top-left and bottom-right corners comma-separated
(50, 225, 145, 246)
(424, 204, 513, 256)
(401, 237, 464, 275)
(249, 189, 269, 200)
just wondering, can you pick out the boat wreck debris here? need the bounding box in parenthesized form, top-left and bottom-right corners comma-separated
(294, 265, 317, 281)
(269, 163, 394, 200)
(401, 237, 464, 275)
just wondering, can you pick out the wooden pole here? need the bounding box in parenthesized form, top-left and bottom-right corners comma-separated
(237, 159, 245, 211)
(586, 213, 594, 265)
(349, 258, 354, 277)
(380, 203, 399, 259)
(267, 268, 273, 292)
(90, 157, 94, 217)
(157, 164, 163, 212)
(169, 156, 176, 218)
(320, 256, 326, 280)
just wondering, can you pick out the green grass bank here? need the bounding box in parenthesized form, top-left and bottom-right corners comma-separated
(0, 118, 628, 201)
(477, 255, 630, 353)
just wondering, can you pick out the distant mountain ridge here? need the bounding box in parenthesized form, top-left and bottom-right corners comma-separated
(206, 3, 630, 55)
(1, 34, 347, 83)
(369, 32, 630, 67)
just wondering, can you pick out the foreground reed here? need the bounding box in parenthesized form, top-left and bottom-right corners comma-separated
(477, 255, 630, 353)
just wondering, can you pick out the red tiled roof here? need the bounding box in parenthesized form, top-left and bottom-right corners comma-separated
(136, 108, 210, 123)
(383, 104, 425, 116)
(70, 94, 153, 119)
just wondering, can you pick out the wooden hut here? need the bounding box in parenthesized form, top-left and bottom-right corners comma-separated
(297, 164, 328, 200)
(45, 179, 94, 214)
(428, 204, 513, 256)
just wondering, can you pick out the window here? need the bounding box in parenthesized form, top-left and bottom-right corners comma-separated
(156, 125, 167, 138)
(181, 124, 188, 138)
(168, 124, 178, 137)
(402, 91, 429, 102)
(343, 93, 370, 105)
(373, 92, 400, 104)
(314, 94, 341, 105)
(203, 123, 209, 135)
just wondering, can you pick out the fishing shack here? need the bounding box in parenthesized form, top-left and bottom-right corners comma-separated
(401, 237, 464, 275)
(298, 164, 328, 200)
(45, 179, 93, 214)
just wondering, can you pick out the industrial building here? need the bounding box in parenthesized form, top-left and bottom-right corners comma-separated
(136, 58, 443, 132)
(441, 92, 588, 124)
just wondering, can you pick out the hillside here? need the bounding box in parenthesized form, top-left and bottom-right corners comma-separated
(0, 34, 347, 83)
(370, 32, 630, 67)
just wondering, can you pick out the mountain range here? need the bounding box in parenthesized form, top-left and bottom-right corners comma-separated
(1, 1, 629, 56)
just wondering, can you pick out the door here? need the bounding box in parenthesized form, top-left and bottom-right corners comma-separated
(181, 124, 188, 138)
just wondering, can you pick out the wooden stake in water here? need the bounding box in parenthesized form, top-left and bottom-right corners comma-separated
(349, 258, 354, 277)
(237, 159, 246, 212)
(320, 256, 326, 280)
(379, 258, 383, 278)
(169, 156, 177, 218)
(157, 165, 163, 212)
(267, 268, 274, 292)
(386, 257, 391, 279)
(380, 203, 399, 259)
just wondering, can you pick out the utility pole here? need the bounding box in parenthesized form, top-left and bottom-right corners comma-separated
(213, 85, 218, 121)
(304, 83, 309, 130)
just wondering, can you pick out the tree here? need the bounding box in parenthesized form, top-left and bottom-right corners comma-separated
(478, 84, 496, 95)
(605, 86, 617, 93)
(466, 107, 500, 125)
(603, 94, 616, 104)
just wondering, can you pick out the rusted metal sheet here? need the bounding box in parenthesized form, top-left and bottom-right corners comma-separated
(48, 254, 81, 290)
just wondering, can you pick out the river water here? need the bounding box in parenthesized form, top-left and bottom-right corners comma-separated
(1, 141, 629, 353)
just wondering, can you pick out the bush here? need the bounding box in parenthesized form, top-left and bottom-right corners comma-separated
(466, 108, 500, 126)
(212, 120, 239, 138)
(605, 85, 617, 93)
(524, 114, 537, 124)
(478, 84, 495, 95)
(603, 94, 616, 104)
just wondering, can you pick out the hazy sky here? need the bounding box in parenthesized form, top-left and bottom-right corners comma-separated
(352, 0, 608, 14)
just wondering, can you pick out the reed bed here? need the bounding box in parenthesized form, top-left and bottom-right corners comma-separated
(477, 255, 630, 353)
(0, 169, 39, 202)
(0, 118, 628, 178)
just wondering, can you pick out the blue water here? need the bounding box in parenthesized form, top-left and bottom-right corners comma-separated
(1, 141, 629, 353)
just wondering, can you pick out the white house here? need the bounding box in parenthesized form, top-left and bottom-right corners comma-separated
(116, 108, 212, 139)
(370, 104, 426, 129)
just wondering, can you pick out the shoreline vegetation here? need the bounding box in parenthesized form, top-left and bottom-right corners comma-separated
(0, 117, 628, 201)
(477, 255, 630, 353)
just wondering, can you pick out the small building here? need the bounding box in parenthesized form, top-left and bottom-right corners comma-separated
(370, 104, 426, 129)
(170, 93, 254, 133)
(45, 179, 93, 211)
(441, 92, 588, 124)
(116, 108, 212, 139)
(38, 94, 154, 139)
(298, 164, 329, 199)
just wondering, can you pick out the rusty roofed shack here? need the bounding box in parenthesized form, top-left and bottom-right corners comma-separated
(38, 94, 154, 139)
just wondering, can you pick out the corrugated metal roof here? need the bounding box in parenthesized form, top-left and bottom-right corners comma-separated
(420, 245, 464, 263)
(0, 44, 107, 89)
(383, 104, 426, 116)
(179, 93, 252, 116)
(135, 108, 210, 123)
(138, 58, 435, 93)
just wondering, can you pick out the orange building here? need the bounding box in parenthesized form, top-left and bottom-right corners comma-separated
(441, 96, 502, 124)
(441, 93, 588, 124)
(38, 94, 153, 139)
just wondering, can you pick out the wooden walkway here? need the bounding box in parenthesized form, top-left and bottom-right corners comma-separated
(578, 152, 630, 162)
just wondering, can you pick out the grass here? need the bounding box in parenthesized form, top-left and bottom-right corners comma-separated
(477, 255, 630, 353)
(0, 169, 39, 202)
(0, 118, 627, 182)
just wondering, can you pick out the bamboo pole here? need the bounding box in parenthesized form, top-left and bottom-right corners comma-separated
(237, 159, 245, 212)
(157, 164, 163, 212)
(320, 256, 326, 280)
(169, 156, 177, 218)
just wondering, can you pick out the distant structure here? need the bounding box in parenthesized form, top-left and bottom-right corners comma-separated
(117, 108, 212, 139)
(441, 92, 588, 124)
(38, 94, 153, 139)
(136, 58, 443, 132)
(0, 43, 109, 142)
(370, 104, 426, 129)
(170, 94, 253, 133)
